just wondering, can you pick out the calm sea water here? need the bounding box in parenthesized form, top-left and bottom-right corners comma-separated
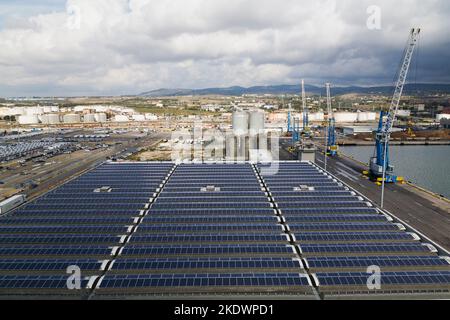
(340, 145, 450, 199)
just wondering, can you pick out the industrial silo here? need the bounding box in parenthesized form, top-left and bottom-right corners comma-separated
(232, 112, 249, 161)
(132, 115, 146, 122)
(249, 111, 265, 136)
(47, 114, 60, 124)
(17, 115, 40, 125)
(357, 111, 369, 122)
(94, 113, 107, 122)
(249, 111, 266, 153)
(84, 114, 96, 123)
(334, 112, 358, 123)
(114, 115, 129, 122)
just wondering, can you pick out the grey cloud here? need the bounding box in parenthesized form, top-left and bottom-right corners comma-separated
(0, 0, 449, 96)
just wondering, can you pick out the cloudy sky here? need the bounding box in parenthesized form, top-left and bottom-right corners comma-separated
(0, 0, 449, 96)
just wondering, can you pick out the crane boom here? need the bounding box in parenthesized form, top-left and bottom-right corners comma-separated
(325, 83, 337, 156)
(369, 28, 420, 195)
(382, 28, 421, 139)
(301, 79, 309, 132)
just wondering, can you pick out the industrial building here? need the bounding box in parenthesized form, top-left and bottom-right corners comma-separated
(0, 161, 448, 299)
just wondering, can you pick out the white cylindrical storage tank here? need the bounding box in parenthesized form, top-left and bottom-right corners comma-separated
(334, 112, 358, 123)
(311, 112, 324, 122)
(145, 113, 158, 121)
(84, 114, 96, 123)
(232, 112, 249, 136)
(51, 106, 59, 113)
(114, 115, 129, 122)
(47, 114, 60, 124)
(367, 112, 377, 121)
(94, 113, 107, 122)
(357, 112, 369, 122)
(11, 107, 26, 116)
(437, 113, 450, 121)
(17, 115, 40, 125)
(25, 107, 41, 115)
(249, 111, 265, 136)
(43, 106, 53, 113)
(63, 114, 81, 123)
(132, 115, 146, 122)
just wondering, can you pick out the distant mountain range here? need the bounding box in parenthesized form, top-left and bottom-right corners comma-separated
(139, 83, 450, 97)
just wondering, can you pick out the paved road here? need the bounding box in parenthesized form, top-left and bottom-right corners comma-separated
(314, 148, 450, 252)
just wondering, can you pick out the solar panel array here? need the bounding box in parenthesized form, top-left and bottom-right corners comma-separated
(258, 162, 450, 296)
(1, 160, 449, 298)
(0, 162, 173, 297)
(96, 163, 313, 296)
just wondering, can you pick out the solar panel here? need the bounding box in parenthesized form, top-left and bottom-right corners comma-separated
(98, 273, 311, 289)
(0, 225, 130, 234)
(299, 243, 433, 255)
(111, 258, 302, 272)
(151, 202, 271, 209)
(293, 232, 415, 243)
(284, 214, 388, 223)
(136, 224, 284, 233)
(0, 259, 104, 272)
(141, 215, 278, 224)
(0, 217, 137, 225)
(0, 234, 125, 245)
(315, 271, 450, 287)
(0, 275, 90, 289)
(0, 245, 115, 257)
(129, 234, 288, 244)
(306, 256, 450, 269)
(120, 244, 297, 257)
(287, 223, 400, 232)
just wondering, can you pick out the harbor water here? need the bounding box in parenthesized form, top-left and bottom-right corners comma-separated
(340, 145, 450, 199)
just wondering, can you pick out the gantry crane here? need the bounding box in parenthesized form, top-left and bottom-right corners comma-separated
(369, 28, 420, 187)
(325, 83, 338, 156)
(301, 79, 310, 136)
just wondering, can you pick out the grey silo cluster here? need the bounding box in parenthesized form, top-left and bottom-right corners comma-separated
(229, 111, 266, 161)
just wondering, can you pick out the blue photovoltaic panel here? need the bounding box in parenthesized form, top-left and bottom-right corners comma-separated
(315, 271, 450, 286)
(0, 275, 90, 289)
(284, 214, 388, 223)
(111, 258, 302, 271)
(281, 208, 378, 215)
(129, 234, 287, 244)
(0, 259, 103, 272)
(0, 217, 136, 225)
(11, 209, 141, 217)
(306, 256, 450, 269)
(293, 232, 415, 243)
(151, 202, 271, 209)
(0, 234, 123, 245)
(0, 225, 129, 234)
(136, 224, 283, 233)
(98, 273, 311, 289)
(288, 223, 400, 232)
(120, 244, 296, 257)
(148, 208, 275, 215)
(155, 196, 268, 203)
(299, 243, 432, 255)
(0, 245, 114, 257)
(141, 215, 278, 224)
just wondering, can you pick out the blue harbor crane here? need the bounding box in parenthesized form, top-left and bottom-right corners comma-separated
(325, 83, 338, 156)
(301, 79, 310, 136)
(369, 28, 420, 186)
(292, 117, 301, 143)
